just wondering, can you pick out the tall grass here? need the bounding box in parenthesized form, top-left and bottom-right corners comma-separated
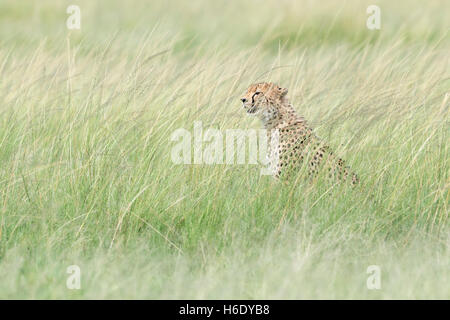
(0, 0, 448, 299)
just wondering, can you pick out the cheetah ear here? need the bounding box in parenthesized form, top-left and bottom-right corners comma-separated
(279, 87, 288, 97)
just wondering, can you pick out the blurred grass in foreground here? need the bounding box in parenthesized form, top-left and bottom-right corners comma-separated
(0, 0, 448, 298)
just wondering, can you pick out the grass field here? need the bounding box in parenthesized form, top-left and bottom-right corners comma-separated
(0, 0, 449, 299)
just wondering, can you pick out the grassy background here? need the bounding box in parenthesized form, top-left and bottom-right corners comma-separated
(0, 0, 448, 299)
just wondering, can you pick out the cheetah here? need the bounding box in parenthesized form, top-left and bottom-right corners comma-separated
(240, 82, 359, 185)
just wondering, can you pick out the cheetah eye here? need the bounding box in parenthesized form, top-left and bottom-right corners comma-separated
(251, 92, 262, 103)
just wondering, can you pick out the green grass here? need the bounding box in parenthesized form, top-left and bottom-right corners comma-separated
(0, 0, 448, 299)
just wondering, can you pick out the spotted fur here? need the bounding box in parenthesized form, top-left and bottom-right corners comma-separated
(241, 82, 359, 185)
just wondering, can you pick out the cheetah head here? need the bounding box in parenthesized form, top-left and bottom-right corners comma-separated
(240, 82, 288, 123)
